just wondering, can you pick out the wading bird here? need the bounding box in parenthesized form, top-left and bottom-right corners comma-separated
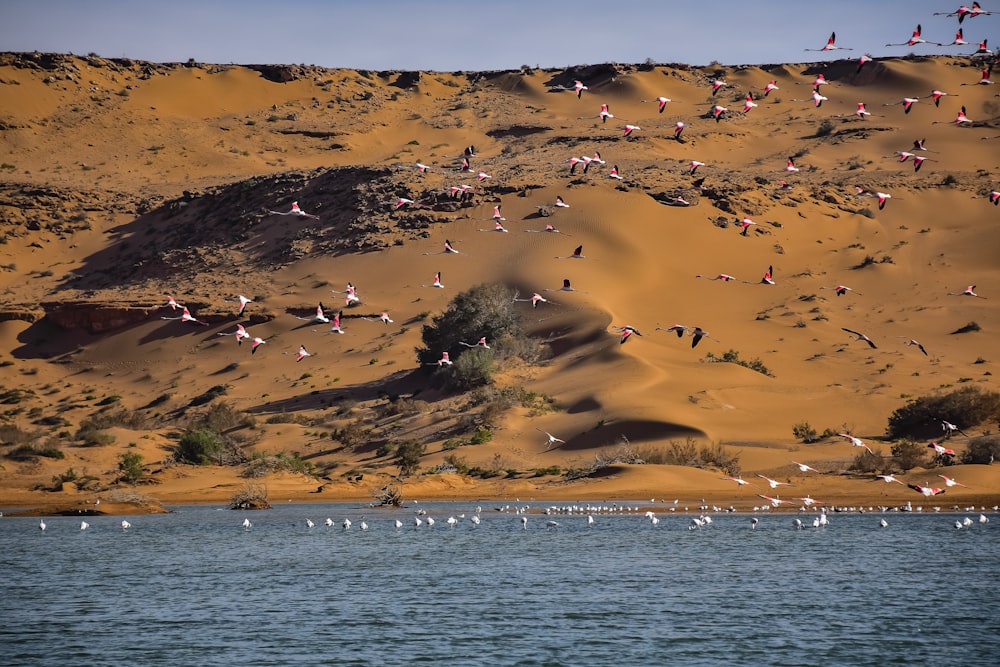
(839, 432, 874, 454)
(267, 201, 320, 220)
(842, 327, 877, 349)
(537, 429, 566, 450)
(898, 337, 928, 356)
(806, 32, 853, 52)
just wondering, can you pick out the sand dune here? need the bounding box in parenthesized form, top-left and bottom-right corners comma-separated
(0, 52, 998, 513)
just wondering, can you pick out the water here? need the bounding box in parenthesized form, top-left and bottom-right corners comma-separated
(1, 503, 998, 666)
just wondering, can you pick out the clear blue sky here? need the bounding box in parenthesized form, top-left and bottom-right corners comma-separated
(1, 1, 993, 71)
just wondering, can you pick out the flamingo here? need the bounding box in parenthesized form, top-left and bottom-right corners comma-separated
(711, 105, 727, 121)
(230, 295, 253, 316)
(973, 38, 994, 56)
(820, 285, 858, 296)
(988, 191, 1000, 206)
(165, 295, 182, 311)
(928, 442, 957, 457)
(934, 106, 974, 124)
(784, 157, 799, 173)
(218, 323, 250, 345)
(295, 304, 330, 324)
(948, 285, 985, 298)
(838, 432, 874, 454)
(876, 473, 904, 484)
(935, 3, 991, 23)
(250, 337, 266, 355)
(941, 420, 968, 437)
(764, 80, 779, 96)
(791, 461, 819, 473)
(491, 205, 505, 221)
(760, 264, 775, 285)
(810, 90, 828, 108)
(609, 164, 623, 180)
(738, 217, 756, 235)
(616, 325, 643, 345)
(711, 79, 728, 95)
(942, 28, 968, 46)
(742, 94, 758, 113)
(623, 124, 641, 137)
(423, 239, 461, 255)
(722, 475, 754, 487)
(476, 171, 492, 182)
(674, 122, 686, 139)
(513, 292, 552, 309)
(242, 517, 252, 530)
(642, 96, 672, 113)
(756, 474, 792, 489)
(886, 24, 937, 47)
(656, 324, 688, 339)
(938, 474, 968, 488)
(459, 337, 490, 349)
(876, 192, 892, 209)
(481, 220, 508, 233)
(930, 89, 955, 107)
(689, 160, 705, 175)
(537, 428, 566, 449)
(697, 273, 740, 282)
(80, 521, 90, 530)
(573, 80, 588, 98)
(579, 103, 614, 123)
(328, 311, 346, 334)
(759, 494, 788, 507)
(913, 155, 931, 172)
(855, 102, 872, 118)
(806, 32, 853, 52)
(962, 66, 993, 85)
(689, 326, 713, 348)
(856, 54, 873, 73)
(898, 337, 928, 356)
(555, 245, 585, 259)
(121, 519, 131, 530)
(884, 97, 919, 114)
(431, 351, 453, 367)
(39, 519, 46, 531)
(161, 306, 209, 326)
(543, 278, 583, 293)
(842, 327, 877, 349)
(908, 483, 946, 497)
(295, 345, 311, 362)
(424, 271, 444, 288)
(267, 201, 320, 220)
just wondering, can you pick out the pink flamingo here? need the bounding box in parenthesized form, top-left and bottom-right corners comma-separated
(430, 351, 453, 367)
(711, 105, 727, 121)
(328, 311, 345, 334)
(756, 474, 792, 489)
(876, 192, 892, 209)
(855, 102, 872, 118)
(938, 474, 968, 488)
(838, 433, 873, 454)
(459, 337, 490, 349)
(805, 32, 853, 52)
(642, 96, 672, 113)
(928, 442, 957, 457)
(161, 306, 209, 326)
(689, 160, 705, 175)
(907, 482, 946, 497)
(616, 325, 643, 345)
(791, 461, 819, 473)
(898, 337, 928, 356)
(930, 89, 956, 106)
(842, 327, 877, 349)
(295, 304, 330, 324)
(555, 245, 585, 259)
(738, 217, 756, 236)
(673, 122, 686, 139)
(763, 80, 779, 96)
(697, 273, 740, 281)
(948, 285, 985, 298)
(820, 285, 858, 296)
(267, 201, 320, 220)
(742, 94, 758, 113)
(760, 264, 775, 285)
(785, 157, 799, 172)
(295, 345, 311, 362)
(609, 165, 623, 180)
(886, 24, 937, 47)
(250, 337, 266, 355)
(711, 79, 728, 95)
(623, 124, 641, 137)
(856, 54, 873, 73)
(217, 323, 250, 345)
(876, 474, 904, 485)
(884, 97, 919, 114)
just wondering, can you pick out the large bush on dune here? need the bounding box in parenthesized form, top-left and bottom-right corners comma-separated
(885, 386, 1000, 440)
(416, 283, 540, 386)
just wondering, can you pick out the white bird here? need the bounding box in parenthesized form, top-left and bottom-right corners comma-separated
(80, 521, 90, 531)
(520, 516, 528, 529)
(325, 518, 334, 526)
(537, 428, 566, 449)
(756, 474, 792, 489)
(121, 519, 131, 530)
(242, 517, 252, 530)
(305, 519, 315, 529)
(343, 518, 352, 530)
(791, 461, 819, 473)
(879, 518, 889, 528)
(394, 519, 403, 529)
(39, 519, 46, 531)
(839, 432, 874, 454)
(267, 201, 320, 220)
(295, 303, 330, 324)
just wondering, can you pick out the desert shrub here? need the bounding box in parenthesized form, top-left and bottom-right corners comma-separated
(792, 422, 820, 443)
(242, 451, 315, 478)
(394, 439, 426, 477)
(176, 428, 223, 465)
(332, 418, 371, 450)
(448, 348, 494, 389)
(533, 466, 562, 477)
(704, 349, 773, 377)
(592, 442, 645, 470)
(189, 384, 228, 407)
(886, 386, 1000, 439)
(849, 449, 883, 474)
(118, 451, 144, 484)
(891, 438, 927, 471)
(371, 482, 403, 506)
(469, 427, 493, 445)
(380, 397, 428, 418)
(197, 401, 256, 432)
(7, 443, 64, 460)
(416, 283, 525, 367)
(231, 481, 270, 509)
(0, 424, 37, 446)
(76, 427, 116, 447)
(963, 435, 1000, 464)
(640, 438, 699, 466)
(79, 408, 145, 430)
(441, 438, 463, 451)
(814, 119, 835, 137)
(265, 412, 308, 425)
(700, 442, 741, 476)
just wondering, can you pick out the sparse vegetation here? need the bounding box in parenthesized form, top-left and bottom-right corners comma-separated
(886, 386, 1000, 439)
(704, 349, 773, 377)
(963, 435, 1000, 465)
(891, 439, 927, 471)
(118, 451, 144, 484)
(176, 428, 224, 465)
(394, 439, 426, 477)
(230, 481, 271, 510)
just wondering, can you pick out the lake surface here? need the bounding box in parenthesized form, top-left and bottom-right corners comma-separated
(1, 502, 998, 666)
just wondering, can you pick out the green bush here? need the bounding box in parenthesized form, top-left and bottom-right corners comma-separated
(469, 427, 493, 445)
(452, 348, 496, 389)
(891, 439, 927, 471)
(886, 386, 1000, 439)
(176, 428, 223, 465)
(395, 440, 426, 477)
(416, 283, 523, 367)
(963, 435, 1000, 464)
(792, 422, 819, 443)
(118, 451, 144, 484)
(849, 449, 882, 474)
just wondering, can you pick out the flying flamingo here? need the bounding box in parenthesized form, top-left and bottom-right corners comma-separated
(711, 105, 727, 121)
(791, 461, 819, 473)
(988, 191, 1000, 205)
(806, 32, 853, 52)
(938, 474, 968, 488)
(328, 311, 345, 334)
(229, 295, 253, 316)
(673, 122, 686, 139)
(876, 192, 892, 209)
(838, 433, 874, 454)
(763, 81, 779, 96)
(164, 295, 182, 310)
(941, 28, 968, 46)
(948, 285, 985, 298)
(513, 292, 553, 309)
(934, 105, 973, 124)
(295, 345, 312, 362)
(431, 351, 453, 367)
(573, 80, 588, 97)
(738, 217, 756, 235)
(480, 220, 508, 233)
(689, 160, 705, 175)
(579, 103, 614, 123)
(810, 90, 828, 107)
(609, 165, 623, 180)
(756, 474, 792, 489)
(616, 325, 643, 345)
(760, 264, 775, 285)
(267, 201, 320, 220)
(656, 324, 689, 338)
(543, 279, 584, 293)
(295, 304, 330, 324)
(935, 3, 991, 23)
(537, 428, 566, 449)
(912, 155, 931, 172)
(897, 337, 928, 356)
(623, 124, 641, 137)
(941, 419, 968, 437)
(642, 96, 672, 113)
(758, 494, 788, 507)
(722, 475, 754, 487)
(555, 245, 585, 259)
(784, 157, 799, 173)
(928, 442, 957, 456)
(476, 171, 492, 182)
(842, 327, 877, 349)
(908, 482, 946, 497)
(821, 285, 858, 296)
(525, 223, 568, 234)
(886, 24, 937, 47)
(742, 94, 758, 113)
(459, 337, 490, 349)
(884, 97, 919, 114)
(856, 54, 873, 73)
(161, 306, 209, 326)
(855, 102, 872, 118)
(711, 79, 728, 95)
(689, 326, 713, 348)
(251, 337, 267, 355)
(423, 239, 461, 255)
(930, 89, 956, 106)
(962, 66, 993, 85)
(973, 38, 993, 55)
(491, 205, 505, 221)
(217, 323, 250, 345)
(697, 273, 740, 282)
(876, 473, 904, 484)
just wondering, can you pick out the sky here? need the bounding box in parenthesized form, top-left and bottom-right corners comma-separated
(1, 1, 994, 72)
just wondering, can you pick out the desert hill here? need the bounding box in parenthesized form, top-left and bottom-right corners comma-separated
(1, 51, 998, 512)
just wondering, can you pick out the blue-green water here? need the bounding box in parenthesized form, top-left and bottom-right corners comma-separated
(1, 503, 998, 666)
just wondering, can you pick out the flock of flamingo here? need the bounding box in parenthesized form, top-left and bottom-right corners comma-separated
(143, 5, 1000, 503)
